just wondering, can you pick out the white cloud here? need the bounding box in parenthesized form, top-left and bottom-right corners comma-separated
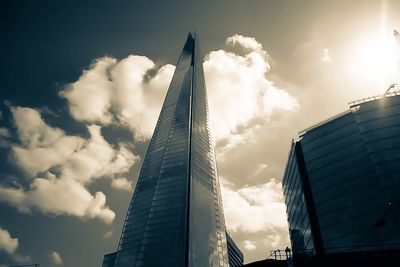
(0, 228, 31, 264)
(57, 126, 138, 185)
(243, 240, 257, 251)
(322, 48, 331, 62)
(50, 250, 63, 265)
(0, 175, 115, 223)
(102, 230, 113, 239)
(0, 33, 297, 228)
(262, 232, 283, 249)
(204, 35, 298, 145)
(10, 107, 84, 176)
(220, 178, 288, 233)
(60, 34, 297, 151)
(0, 228, 18, 254)
(0, 107, 139, 223)
(251, 163, 268, 177)
(60, 56, 175, 140)
(12, 107, 65, 148)
(111, 177, 132, 191)
(59, 57, 116, 125)
(226, 34, 264, 53)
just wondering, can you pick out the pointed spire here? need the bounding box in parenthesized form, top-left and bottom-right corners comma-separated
(183, 32, 195, 54)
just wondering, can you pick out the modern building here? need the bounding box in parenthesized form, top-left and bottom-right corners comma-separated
(282, 90, 400, 257)
(102, 252, 117, 267)
(102, 33, 242, 267)
(226, 233, 244, 267)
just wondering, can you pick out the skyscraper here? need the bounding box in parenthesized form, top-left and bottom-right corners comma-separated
(103, 33, 230, 267)
(282, 90, 400, 257)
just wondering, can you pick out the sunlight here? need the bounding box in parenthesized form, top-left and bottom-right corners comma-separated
(356, 32, 399, 87)
(346, 0, 400, 94)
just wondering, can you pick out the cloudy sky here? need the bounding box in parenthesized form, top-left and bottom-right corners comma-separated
(1, 0, 400, 266)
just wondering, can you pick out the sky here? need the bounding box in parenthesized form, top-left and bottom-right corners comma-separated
(1, 0, 400, 266)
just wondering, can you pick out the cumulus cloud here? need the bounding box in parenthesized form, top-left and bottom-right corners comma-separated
(322, 48, 331, 62)
(243, 240, 257, 251)
(0, 35, 295, 255)
(0, 228, 31, 265)
(111, 177, 133, 191)
(102, 230, 113, 239)
(262, 232, 284, 249)
(60, 56, 175, 140)
(10, 107, 84, 176)
(0, 34, 297, 265)
(204, 34, 298, 145)
(57, 126, 138, 185)
(251, 163, 268, 178)
(50, 250, 63, 265)
(60, 57, 116, 124)
(0, 176, 115, 223)
(0, 107, 139, 223)
(60, 34, 297, 152)
(221, 178, 288, 233)
(226, 34, 264, 53)
(0, 228, 18, 254)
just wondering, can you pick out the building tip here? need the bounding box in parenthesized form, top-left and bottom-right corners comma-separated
(182, 32, 196, 54)
(187, 31, 196, 41)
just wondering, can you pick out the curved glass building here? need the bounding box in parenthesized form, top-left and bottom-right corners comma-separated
(283, 91, 400, 256)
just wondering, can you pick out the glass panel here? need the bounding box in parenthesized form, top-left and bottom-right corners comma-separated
(188, 37, 229, 267)
(286, 98, 400, 254)
(111, 33, 230, 267)
(113, 36, 193, 267)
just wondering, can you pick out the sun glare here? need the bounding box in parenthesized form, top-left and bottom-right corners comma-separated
(357, 34, 399, 84)
(347, 1, 400, 94)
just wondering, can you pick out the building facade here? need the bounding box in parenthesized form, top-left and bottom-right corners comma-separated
(283, 91, 400, 256)
(226, 233, 244, 267)
(103, 33, 233, 267)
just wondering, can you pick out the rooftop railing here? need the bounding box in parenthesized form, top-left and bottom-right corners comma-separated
(348, 89, 400, 108)
(299, 89, 400, 137)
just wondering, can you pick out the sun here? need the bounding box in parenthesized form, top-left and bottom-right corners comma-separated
(357, 33, 399, 84)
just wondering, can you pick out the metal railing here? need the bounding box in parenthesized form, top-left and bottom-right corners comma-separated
(267, 248, 293, 260)
(348, 89, 400, 108)
(299, 89, 400, 137)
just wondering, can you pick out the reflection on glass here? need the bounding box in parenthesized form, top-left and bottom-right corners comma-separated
(283, 94, 400, 255)
(109, 33, 229, 267)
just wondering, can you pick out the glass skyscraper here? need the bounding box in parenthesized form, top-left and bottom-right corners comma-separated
(282, 91, 400, 256)
(103, 33, 230, 267)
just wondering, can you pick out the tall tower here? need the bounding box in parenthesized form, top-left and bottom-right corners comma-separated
(104, 33, 229, 267)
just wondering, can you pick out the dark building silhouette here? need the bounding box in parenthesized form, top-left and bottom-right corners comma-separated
(282, 91, 400, 260)
(226, 233, 244, 267)
(102, 33, 242, 267)
(242, 259, 288, 267)
(102, 252, 117, 267)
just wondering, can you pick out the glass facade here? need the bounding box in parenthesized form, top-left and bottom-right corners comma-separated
(226, 233, 244, 267)
(105, 33, 229, 267)
(282, 144, 315, 255)
(102, 252, 117, 267)
(283, 93, 400, 255)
